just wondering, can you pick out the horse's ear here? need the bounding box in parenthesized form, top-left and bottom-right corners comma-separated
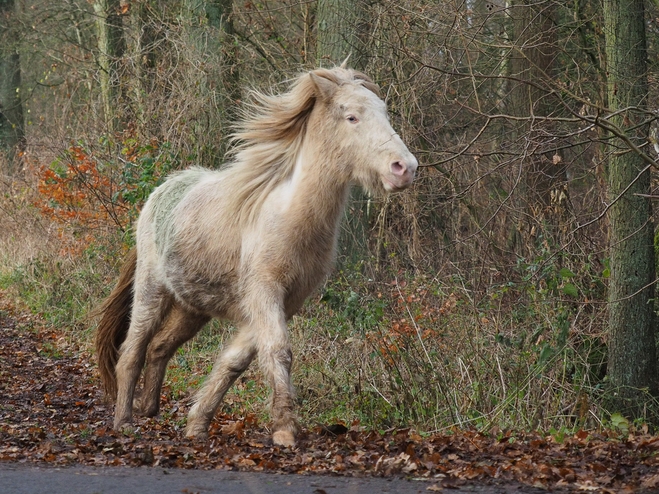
(310, 72, 338, 102)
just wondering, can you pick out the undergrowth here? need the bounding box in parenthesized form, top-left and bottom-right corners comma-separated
(0, 144, 656, 437)
(288, 262, 621, 434)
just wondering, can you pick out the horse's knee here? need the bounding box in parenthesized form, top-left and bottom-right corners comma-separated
(276, 347, 293, 370)
(223, 344, 256, 375)
(147, 340, 173, 361)
(260, 346, 293, 384)
(115, 351, 140, 384)
(226, 356, 252, 376)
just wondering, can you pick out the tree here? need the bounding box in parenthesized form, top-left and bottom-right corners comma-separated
(186, 0, 238, 97)
(503, 0, 568, 260)
(125, 0, 146, 124)
(0, 0, 24, 171)
(316, 0, 368, 68)
(184, 0, 239, 161)
(509, 0, 558, 208)
(604, 0, 658, 412)
(317, 0, 371, 263)
(205, 0, 240, 128)
(93, 0, 123, 132)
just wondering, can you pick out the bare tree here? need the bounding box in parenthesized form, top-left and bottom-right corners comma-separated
(93, 0, 123, 131)
(0, 0, 24, 171)
(317, 0, 369, 68)
(317, 0, 372, 263)
(508, 0, 559, 219)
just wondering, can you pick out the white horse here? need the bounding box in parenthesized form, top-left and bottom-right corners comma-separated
(95, 67, 418, 447)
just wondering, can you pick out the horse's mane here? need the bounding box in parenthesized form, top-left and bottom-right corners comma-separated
(221, 67, 380, 225)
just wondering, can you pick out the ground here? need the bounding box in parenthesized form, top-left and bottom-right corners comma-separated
(1, 301, 659, 493)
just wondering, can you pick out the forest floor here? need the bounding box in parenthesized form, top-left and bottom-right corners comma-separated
(1, 299, 659, 493)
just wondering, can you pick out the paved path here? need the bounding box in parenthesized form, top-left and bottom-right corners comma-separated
(0, 464, 540, 493)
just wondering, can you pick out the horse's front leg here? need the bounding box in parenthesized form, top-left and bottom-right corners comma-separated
(186, 301, 298, 447)
(258, 321, 298, 447)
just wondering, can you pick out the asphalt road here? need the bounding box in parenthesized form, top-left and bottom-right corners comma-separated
(0, 464, 543, 494)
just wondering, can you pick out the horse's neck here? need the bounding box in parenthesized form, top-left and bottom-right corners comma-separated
(283, 141, 351, 237)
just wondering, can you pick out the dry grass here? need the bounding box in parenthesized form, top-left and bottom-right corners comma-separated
(279, 268, 612, 433)
(0, 165, 651, 435)
(0, 168, 119, 342)
(0, 173, 53, 269)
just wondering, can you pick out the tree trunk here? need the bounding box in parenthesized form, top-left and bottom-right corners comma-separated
(126, 0, 145, 125)
(0, 0, 24, 172)
(93, 0, 123, 132)
(508, 0, 559, 254)
(317, 0, 370, 264)
(316, 0, 368, 68)
(604, 0, 658, 414)
(206, 0, 240, 119)
(185, 0, 238, 161)
(185, 0, 238, 99)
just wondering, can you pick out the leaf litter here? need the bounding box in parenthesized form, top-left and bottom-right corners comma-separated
(1, 303, 658, 493)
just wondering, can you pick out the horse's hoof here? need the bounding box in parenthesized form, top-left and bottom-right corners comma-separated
(185, 429, 209, 441)
(272, 430, 296, 448)
(114, 422, 134, 433)
(185, 423, 209, 440)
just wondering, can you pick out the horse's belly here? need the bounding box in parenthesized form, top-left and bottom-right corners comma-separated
(164, 256, 241, 319)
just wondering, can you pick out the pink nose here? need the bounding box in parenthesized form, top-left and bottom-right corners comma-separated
(390, 159, 417, 178)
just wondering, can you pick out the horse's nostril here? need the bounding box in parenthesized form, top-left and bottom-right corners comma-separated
(391, 161, 405, 175)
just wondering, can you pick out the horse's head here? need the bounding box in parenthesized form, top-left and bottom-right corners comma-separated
(309, 68, 418, 194)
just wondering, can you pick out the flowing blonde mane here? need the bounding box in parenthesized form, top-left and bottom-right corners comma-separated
(222, 67, 381, 224)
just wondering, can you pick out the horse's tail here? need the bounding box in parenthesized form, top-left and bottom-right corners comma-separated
(95, 248, 137, 400)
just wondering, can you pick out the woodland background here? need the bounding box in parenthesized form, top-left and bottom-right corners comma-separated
(1, 0, 659, 435)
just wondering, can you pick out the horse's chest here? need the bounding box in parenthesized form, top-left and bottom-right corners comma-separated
(281, 246, 333, 318)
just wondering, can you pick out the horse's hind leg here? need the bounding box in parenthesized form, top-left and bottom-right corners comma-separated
(114, 282, 173, 430)
(185, 326, 257, 439)
(135, 305, 210, 417)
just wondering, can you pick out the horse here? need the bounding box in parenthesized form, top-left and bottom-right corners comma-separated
(95, 66, 418, 447)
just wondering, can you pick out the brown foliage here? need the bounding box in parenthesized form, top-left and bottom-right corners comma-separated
(1, 298, 659, 491)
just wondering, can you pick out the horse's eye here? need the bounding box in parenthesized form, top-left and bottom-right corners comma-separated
(347, 115, 359, 123)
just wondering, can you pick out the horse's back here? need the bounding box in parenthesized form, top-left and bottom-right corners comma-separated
(142, 168, 213, 252)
